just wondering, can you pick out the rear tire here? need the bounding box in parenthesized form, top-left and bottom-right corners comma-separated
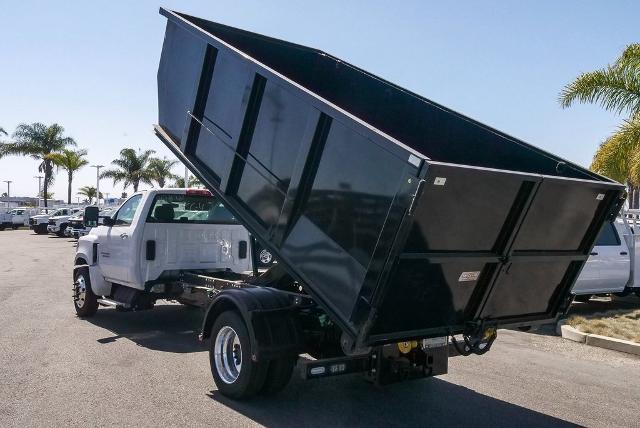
(74, 267, 99, 317)
(261, 356, 296, 395)
(209, 311, 268, 399)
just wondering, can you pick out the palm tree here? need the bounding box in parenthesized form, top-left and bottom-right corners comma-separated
(172, 175, 202, 188)
(46, 149, 89, 204)
(147, 157, 179, 188)
(78, 186, 98, 205)
(101, 148, 155, 192)
(560, 43, 640, 207)
(0, 123, 76, 207)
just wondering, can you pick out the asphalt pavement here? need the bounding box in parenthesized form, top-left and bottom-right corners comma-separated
(1, 229, 639, 427)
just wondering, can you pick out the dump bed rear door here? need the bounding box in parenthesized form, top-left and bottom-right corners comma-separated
(365, 161, 623, 344)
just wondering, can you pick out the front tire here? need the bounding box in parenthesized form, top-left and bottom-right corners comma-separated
(74, 267, 99, 317)
(35, 225, 48, 234)
(209, 311, 268, 399)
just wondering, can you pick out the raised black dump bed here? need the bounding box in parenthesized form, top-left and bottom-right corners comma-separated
(155, 9, 625, 348)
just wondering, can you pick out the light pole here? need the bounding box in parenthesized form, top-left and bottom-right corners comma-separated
(2, 180, 10, 209)
(4, 180, 13, 208)
(34, 176, 43, 208)
(184, 166, 189, 188)
(91, 165, 104, 207)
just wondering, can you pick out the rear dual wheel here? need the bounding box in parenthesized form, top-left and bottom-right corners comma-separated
(209, 311, 295, 399)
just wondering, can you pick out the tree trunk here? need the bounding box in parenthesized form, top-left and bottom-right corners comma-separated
(67, 172, 72, 205)
(133, 181, 139, 192)
(43, 161, 53, 208)
(627, 184, 639, 210)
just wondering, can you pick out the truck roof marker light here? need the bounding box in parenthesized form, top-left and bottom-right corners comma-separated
(186, 189, 213, 197)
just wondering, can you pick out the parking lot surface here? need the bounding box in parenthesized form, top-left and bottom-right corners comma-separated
(1, 229, 639, 427)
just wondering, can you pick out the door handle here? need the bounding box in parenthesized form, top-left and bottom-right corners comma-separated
(620, 251, 628, 255)
(590, 252, 598, 256)
(120, 233, 129, 239)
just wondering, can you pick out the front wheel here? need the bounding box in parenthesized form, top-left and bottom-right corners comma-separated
(74, 267, 99, 317)
(35, 225, 48, 234)
(209, 311, 268, 399)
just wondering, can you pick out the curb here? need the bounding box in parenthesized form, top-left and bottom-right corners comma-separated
(559, 324, 640, 356)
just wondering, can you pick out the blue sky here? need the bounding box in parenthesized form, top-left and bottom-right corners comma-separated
(1, 0, 638, 199)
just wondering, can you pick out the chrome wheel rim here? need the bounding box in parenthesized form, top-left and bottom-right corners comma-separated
(214, 326, 242, 384)
(75, 275, 86, 308)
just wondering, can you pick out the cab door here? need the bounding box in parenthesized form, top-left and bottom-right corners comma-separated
(101, 194, 143, 286)
(596, 222, 630, 291)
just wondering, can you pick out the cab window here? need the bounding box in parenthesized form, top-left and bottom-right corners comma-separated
(113, 194, 143, 226)
(146, 193, 237, 224)
(595, 223, 620, 246)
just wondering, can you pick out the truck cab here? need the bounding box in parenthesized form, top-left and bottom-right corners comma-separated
(74, 189, 254, 310)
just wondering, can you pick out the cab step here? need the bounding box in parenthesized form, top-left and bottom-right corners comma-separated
(97, 298, 131, 309)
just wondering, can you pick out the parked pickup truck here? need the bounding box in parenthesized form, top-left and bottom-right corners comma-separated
(69, 207, 117, 239)
(0, 207, 36, 230)
(30, 207, 74, 234)
(572, 217, 640, 299)
(47, 207, 82, 237)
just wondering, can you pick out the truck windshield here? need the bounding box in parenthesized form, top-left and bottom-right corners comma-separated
(146, 193, 237, 224)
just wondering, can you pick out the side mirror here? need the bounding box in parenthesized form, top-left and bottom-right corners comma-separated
(84, 206, 99, 228)
(102, 216, 115, 227)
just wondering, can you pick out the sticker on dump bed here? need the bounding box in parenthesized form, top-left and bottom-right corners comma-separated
(596, 193, 605, 200)
(434, 177, 447, 186)
(458, 271, 480, 282)
(408, 154, 421, 167)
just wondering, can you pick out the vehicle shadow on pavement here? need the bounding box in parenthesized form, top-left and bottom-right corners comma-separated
(207, 372, 576, 427)
(86, 304, 206, 354)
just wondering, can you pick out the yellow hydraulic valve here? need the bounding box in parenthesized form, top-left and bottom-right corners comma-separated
(397, 340, 418, 354)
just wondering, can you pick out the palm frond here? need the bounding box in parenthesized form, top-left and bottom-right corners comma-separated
(616, 43, 640, 72)
(559, 66, 640, 115)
